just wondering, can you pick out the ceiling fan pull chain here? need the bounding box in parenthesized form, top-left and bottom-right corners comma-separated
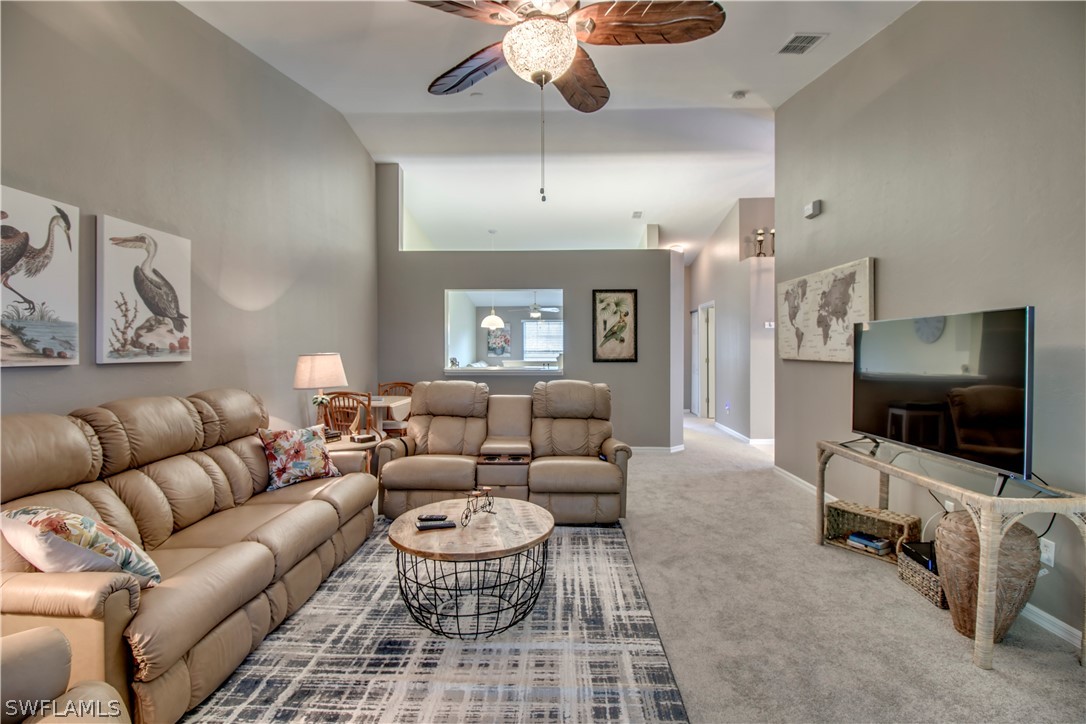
(539, 83, 546, 203)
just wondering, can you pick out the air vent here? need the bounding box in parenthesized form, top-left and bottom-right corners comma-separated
(779, 33, 827, 55)
(631, 211, 643, 220)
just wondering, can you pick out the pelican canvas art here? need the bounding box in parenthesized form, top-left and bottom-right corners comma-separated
(97, 216, 191, 363)
(1, 186, 80, 367)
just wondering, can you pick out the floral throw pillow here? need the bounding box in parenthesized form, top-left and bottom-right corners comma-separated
(258, 425, 341, 490)
(0, 506, 161, 588)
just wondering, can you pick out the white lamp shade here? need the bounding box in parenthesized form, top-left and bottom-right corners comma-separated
(502, 17, 577, 85)
(293, 353, 348, 390)
(481, 309, 506, 330)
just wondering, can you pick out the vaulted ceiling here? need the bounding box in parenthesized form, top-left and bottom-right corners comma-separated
(184, 1, 914, 262)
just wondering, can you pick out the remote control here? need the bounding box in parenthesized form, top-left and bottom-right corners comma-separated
(415, 520, 456, 531)
(417, 514, 448, 522)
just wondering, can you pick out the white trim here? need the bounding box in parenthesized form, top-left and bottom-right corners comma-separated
(1020, 603, 1083, 651)
(714, 422, 774, 447)
(631, 445, 685, 454)
(774, 465, 839, 502)
(715, 422, 749, 443)
(779, 466, 1080, 644)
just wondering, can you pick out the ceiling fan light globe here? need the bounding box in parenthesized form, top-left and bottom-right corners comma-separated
(503, 17, 577, 85)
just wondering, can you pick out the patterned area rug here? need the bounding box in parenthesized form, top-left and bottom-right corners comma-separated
(186, 520, 687, 723)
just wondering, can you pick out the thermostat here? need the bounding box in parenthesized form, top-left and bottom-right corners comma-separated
(803, 200, 822, 219)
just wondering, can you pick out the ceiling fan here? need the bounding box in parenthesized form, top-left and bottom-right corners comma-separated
(413, 0, 727, 113)
(514, 292, 561, 317)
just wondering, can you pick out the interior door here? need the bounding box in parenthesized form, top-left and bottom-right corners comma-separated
(689, 310, 700, 415)
(705, 303, 716, 418)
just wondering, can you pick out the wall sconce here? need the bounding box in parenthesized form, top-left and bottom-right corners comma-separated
(753, 228, 775, 257)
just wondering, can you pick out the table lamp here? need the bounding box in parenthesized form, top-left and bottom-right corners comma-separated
(293, 353, 348, 425)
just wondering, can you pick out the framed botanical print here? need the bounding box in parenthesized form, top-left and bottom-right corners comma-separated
(593, 289, 637, 362)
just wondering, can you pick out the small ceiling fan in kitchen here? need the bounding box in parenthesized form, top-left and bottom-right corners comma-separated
(514, 291, 561, 318)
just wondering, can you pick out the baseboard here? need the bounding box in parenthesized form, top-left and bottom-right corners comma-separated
(777, 468, 1081, 649)
(774, 465, 838, 502)
(1020, 603, 1083, 651)
(712, 422, 773, 447)
(631, 445, 685, 454)
(714, 422, 749, 443)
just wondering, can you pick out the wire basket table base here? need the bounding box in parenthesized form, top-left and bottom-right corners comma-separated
(395, 542, 548, 639)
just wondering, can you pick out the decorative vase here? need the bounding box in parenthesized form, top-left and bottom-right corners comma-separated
(935, 510, 1040, 643)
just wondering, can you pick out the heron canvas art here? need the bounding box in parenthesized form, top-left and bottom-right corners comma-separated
(1, 186, 80, 367)
(97, 215, 191, 364)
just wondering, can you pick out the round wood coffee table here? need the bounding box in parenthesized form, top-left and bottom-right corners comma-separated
(388, 497, 554, 639)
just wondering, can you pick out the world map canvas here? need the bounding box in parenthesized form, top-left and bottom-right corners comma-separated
(777, 257, 873, 363)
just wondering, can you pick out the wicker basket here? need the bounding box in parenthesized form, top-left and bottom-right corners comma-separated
(824, 500, 921, 564)
(897, 551, 949, 608)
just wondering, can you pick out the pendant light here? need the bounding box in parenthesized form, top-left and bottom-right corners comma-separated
(480, 235, 505, 329)
(481, 305, 505, 330)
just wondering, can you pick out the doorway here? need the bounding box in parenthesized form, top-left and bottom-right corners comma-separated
(691, 302, 715, 418)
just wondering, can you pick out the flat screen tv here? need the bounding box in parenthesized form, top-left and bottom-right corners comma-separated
(852, 306, 1034, 481)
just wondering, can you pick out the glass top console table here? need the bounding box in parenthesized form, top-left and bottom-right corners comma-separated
(815, 439, 1086, 670)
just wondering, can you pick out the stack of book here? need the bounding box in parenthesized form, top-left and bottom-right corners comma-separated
(846, 531, 892, 556)
(323, 429, 342, 443)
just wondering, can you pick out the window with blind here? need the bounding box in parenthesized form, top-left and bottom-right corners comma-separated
(522, 319, 564, 361)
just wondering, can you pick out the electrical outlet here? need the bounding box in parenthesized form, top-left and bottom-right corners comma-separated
(944, 500, 955, 513)
(1039, 537, 1055, 567)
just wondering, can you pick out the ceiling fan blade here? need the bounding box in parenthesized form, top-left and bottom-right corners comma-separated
(428, 41, 508, 95)
(553, 46, 610, 113)
(570, 1, 725, 45)
(410, 0, 519, 26)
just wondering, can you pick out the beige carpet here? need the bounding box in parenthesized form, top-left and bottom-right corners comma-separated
(623, 416, 1085, 724)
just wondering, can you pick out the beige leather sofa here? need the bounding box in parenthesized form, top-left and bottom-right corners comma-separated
(0, 389, 378, 723)
(377, 380, 631, 524)
(1, 626, 131, 724)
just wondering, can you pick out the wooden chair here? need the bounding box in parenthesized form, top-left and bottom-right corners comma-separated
(324, 391, 375, 435)
(323, 391, 378, 471)
(377, 381, 414, 438)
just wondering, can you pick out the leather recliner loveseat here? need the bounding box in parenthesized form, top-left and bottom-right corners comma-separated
(376, 379, 631, 525)
(0, 388, 378, 723)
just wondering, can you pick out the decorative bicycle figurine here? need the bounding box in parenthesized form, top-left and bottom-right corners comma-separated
(461, 486, 496, 526)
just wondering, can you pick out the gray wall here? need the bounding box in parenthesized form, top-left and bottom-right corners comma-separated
(377, 165, 677, 448)
(688, 198, 776, 439)
(775, 2, 1085, 630)
(0, 2, 378, 426)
